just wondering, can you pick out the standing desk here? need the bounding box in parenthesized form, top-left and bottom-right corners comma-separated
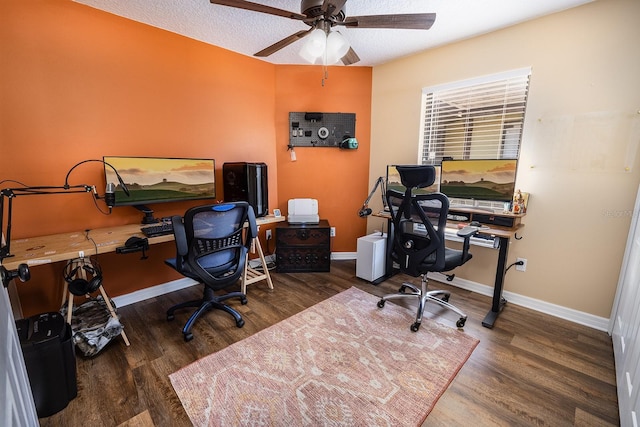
(373, 209, 524, 329)
(2, 215, 284, 334)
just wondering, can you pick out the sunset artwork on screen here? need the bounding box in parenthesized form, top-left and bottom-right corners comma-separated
(440, 159, 518, 202)
(103, 156, 216, 206)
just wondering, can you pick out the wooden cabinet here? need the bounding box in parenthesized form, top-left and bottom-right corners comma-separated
(275, 220, 331, 273)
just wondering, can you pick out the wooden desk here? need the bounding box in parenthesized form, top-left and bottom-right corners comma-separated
(2, 214, 285, 325)
(2, 224, 171, 271)
(373, 210, 524, 329)
(2, 215, 283, 270)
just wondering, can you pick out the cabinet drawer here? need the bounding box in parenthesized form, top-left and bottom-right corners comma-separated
(276, 227, 330, 247)
(276, 247, 331, 273)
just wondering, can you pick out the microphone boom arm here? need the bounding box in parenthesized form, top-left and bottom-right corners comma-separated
(1, 158, 130, 261)
(0, 184, 94, 260)
(358, 176, 387, 217)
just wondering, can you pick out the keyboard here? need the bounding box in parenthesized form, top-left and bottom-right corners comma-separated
(140, 222, 174, 238)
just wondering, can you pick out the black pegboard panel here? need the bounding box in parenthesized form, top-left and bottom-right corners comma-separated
(289, 112, 356, 147)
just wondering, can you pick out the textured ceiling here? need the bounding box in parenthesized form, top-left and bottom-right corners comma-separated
(73, 0, 593, 67)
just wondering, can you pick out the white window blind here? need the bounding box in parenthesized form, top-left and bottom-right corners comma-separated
(419, 68, 531, 164)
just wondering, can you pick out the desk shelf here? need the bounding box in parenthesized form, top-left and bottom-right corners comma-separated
(448, 207, 525, 229)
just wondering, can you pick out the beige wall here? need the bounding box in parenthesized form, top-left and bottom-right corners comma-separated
(368, 0, 640, 318)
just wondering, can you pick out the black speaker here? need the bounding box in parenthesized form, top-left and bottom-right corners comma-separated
(223, 162, 268, 217)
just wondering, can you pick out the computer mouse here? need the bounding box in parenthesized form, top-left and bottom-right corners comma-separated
(125, 236, 147, 248)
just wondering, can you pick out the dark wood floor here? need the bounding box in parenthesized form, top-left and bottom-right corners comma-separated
(39, 260, 619, 426)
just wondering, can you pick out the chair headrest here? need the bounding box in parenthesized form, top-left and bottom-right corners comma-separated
(396, 165, 436, 189)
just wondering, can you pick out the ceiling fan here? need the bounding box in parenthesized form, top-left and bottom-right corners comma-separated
(209, 0, 436, 65)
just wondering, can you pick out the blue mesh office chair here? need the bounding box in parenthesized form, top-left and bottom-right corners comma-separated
(377, 165, 476, 331)
(165, 202, 257, 341)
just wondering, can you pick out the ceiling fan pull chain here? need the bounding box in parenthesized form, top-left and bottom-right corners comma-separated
(322, 65, 329, 86)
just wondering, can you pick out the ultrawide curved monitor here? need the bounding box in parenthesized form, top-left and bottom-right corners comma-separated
(103, 156, 216, 207)
(440, 159, 518, 203)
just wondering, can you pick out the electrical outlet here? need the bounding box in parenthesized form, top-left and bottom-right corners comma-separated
(266, 229, 272, 240)
(330, 227, 336, 237)
(516, 257, 527, 272)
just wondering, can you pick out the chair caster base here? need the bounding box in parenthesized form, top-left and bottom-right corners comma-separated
(236, 318, 245, 328)
(377, 299, 385, 308)
(167, 314, 175, 321)
(183, 332, 194, 342)
(456, 317, 467, 328)
(411, 322, 421, 332)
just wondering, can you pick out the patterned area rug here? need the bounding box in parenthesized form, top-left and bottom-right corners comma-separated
(169, 287, 479, 426)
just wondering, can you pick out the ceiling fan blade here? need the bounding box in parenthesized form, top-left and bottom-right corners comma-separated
(343, 13, 436, 30)
(254, 29, 313, 57)
(321, 0, 347, 16)
(210, 0, 307, 20)
(341, 47, 360, 66)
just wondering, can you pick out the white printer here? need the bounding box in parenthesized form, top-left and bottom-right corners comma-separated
(287, 199, 319, 224)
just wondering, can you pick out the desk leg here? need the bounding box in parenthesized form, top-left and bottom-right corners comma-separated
(482, 236, 509, 328)
(254, 237, 274, 290)
(61, 259, 129, 345)
(241, 237, 274, 293)
(98, 286, 130, 346)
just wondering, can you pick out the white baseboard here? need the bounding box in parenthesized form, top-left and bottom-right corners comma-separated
(331, 252, 357, 260)
(340, 252, 610, 331)
(112, 278, 198, 308)
(112, 252, 610, 332)
(430, 272, 610, 332)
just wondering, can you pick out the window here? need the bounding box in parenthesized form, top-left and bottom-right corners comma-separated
(418, 68, 531, 164)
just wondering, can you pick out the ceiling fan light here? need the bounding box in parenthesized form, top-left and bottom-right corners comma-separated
(299, 44, 319, 64)
(327, 31, 350, 57)
(299, 28, 327, 63)
(324, 49, 341, 65)
(326, 31, 350, 64)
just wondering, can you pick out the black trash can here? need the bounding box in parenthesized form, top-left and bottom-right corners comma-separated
(15, 312, 78, 418)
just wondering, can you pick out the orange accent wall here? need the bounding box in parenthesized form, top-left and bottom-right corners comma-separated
(274, 66, 371, 253)
(1, 0, 371, 316)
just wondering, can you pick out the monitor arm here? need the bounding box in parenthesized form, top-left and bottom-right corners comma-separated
(134, 205, 160, 224)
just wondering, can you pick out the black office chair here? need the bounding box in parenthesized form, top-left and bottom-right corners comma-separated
(377, 165, 476, 332)
(165, 202, 257, 341)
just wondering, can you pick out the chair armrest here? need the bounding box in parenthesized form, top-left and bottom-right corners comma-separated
(246, 208, 258, 240)
(456, 226, 478, 260)
(457, 226, 478, 238)
(171, 215, 188, 257)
